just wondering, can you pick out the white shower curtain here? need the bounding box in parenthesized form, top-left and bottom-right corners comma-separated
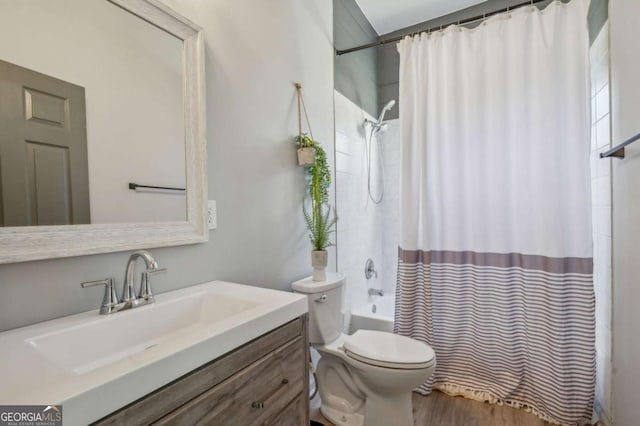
(394, 1, 594, 425)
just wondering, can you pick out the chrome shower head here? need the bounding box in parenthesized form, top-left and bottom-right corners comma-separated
(377, 99, 396, 123)
(363, 99, 396, 133)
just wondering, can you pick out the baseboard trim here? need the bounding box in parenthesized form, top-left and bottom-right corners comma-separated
(594, 401, 613, 426)
(598, 414, 613, 426)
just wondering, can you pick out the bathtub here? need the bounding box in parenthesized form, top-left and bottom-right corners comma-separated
(350, 295, 395, 333)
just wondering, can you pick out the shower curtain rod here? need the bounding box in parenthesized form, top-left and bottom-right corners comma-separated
(336, 0, 551, 56)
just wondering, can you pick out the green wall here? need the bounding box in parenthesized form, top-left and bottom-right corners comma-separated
(334, 0, 378, 117)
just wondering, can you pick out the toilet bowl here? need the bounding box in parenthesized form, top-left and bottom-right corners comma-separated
(293, 273, 436, 426)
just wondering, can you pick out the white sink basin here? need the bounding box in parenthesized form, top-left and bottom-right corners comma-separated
(0, 281, 307, 426)
(28, 291, 259, 375)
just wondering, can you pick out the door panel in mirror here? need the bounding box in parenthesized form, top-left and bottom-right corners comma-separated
(27, 142, 73, 225)
(0, 60, 90, 226)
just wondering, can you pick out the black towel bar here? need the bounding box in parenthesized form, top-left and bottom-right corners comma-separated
(128, 182, 185, 192)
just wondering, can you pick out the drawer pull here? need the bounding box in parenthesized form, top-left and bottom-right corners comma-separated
(281, 378, 289, 384)
(251, 401, 264, 409)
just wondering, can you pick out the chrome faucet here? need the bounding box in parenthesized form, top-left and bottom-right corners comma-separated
(368, 288, 384, 296)
(122, 250, 165, 308)
(81, 250, 165, 314)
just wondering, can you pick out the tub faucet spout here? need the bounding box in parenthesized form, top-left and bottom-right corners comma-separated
(368, 288, 384, 296)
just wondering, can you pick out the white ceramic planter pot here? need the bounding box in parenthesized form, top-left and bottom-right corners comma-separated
(297, 147, 315, 167)
(311, 250, 328, 282)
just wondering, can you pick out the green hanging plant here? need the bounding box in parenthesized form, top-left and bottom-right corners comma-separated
(293, 83, 337, 256)
(296, 134, 337, 251)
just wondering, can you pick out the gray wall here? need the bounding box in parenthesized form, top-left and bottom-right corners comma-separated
(588, 0, 609, 45)
(0, 0, 335, 332)
(377, 0, 606, 121)
(334, 0, 378, 117)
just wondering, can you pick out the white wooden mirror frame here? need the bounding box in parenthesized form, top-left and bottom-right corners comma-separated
(0, 0, 207, 264)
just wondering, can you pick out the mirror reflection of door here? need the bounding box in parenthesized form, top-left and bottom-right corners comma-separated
(0, 60, 90, 226)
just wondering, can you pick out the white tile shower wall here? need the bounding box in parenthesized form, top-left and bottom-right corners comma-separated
(589, 22, 613, 424)
(334, 90, 383, 329)
(380, 119, 401, 296)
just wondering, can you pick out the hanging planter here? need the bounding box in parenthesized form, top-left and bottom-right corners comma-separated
(294, 83, 337, 281)
(296, 134, 317, 166)
(294, 83, 317, 167)
(296, 146, 316, 167)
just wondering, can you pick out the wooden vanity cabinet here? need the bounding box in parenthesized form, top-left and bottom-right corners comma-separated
(93, 315, 309, 426)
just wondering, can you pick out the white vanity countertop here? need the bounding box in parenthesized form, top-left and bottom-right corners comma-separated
(0, 281, 308, 426)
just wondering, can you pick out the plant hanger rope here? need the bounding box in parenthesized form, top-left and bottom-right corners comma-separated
(294, 82, 314, 139)
(293, 82, 336, 255)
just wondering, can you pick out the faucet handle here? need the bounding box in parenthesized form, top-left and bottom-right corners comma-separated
(138, 268, 166, 302)
(81, 278, 119, 315)
(81, 278, 111, 289)
(365, 258, 378, 280)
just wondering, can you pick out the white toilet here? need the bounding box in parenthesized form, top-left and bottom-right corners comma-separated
(293, 273, 436, 426)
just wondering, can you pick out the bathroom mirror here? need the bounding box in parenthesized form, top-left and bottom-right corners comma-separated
(0, 0, 207, 263)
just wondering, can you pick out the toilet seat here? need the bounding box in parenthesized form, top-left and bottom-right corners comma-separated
(343, 330, 435, 370)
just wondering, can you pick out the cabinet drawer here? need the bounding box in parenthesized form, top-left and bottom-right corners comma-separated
(264, 393, 305, 426)
(154, 336, 305, 426)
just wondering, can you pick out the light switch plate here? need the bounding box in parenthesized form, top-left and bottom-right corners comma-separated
(207, 200, 217, 230)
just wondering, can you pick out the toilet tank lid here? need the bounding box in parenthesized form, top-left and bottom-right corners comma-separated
(292, 272, 344, 293)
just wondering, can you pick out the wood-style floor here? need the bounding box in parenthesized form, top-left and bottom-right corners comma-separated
(311, 391, 550, 426)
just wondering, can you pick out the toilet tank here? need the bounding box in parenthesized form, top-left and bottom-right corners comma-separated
(292, 273, 344, 344)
